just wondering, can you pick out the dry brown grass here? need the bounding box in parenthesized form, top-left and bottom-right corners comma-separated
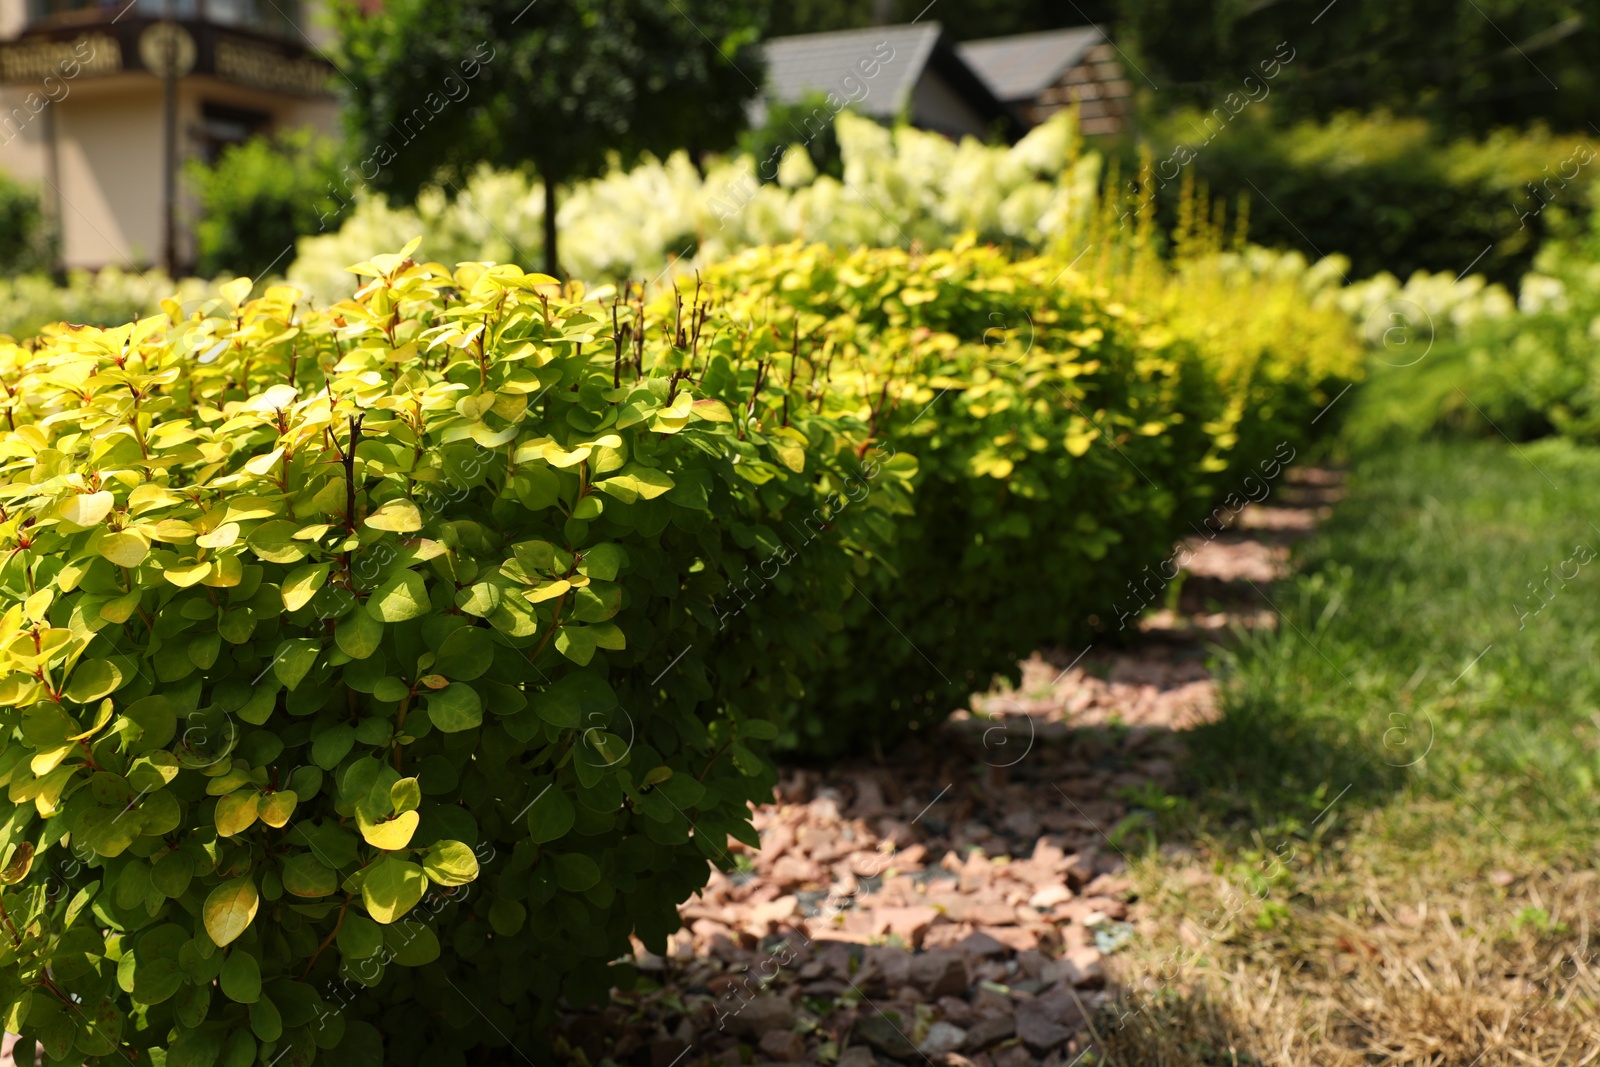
(1097, 808, 1600, 1066)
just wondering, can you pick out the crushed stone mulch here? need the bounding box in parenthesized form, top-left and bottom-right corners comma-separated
(548, 475, 1339, 1067)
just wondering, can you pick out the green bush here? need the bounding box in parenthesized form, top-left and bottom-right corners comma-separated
(703, 240, 1363, 755)
(736, 91, 847, 184)
(0, 245, 907, 1063)
(188, 130, 349, 279)
(1346, 207, 1600, 447)
(0, 270, 214, 340)
(0, 173, 52, 277)
(1135, 111, 1596, 286)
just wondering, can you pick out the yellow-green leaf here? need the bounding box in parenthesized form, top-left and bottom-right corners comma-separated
(281, 563, 330, 612)
(203, 877, 260, 946)
(358, 809, 419, 851)
(364, 499, 422, 533)
(258, 790, 297, 828)
(367, 570, 429, 623)
(163, 559, 212, 588)
(197, 522, 241, 550)
(421, 840, 479, 887)
(99, 532, 150, 567)
(215, 790, 260, 837)
(360, 857, 426, 923)
(62, 659, 124, 705)
(60, 491, 113, 528)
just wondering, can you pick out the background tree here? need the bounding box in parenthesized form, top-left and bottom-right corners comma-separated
(335, 0, 769, 275)
(1116, 0, 1597, 134)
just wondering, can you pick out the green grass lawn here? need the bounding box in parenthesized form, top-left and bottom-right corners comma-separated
(1194, 435, 1600, 843)
(1106, 437, 1600, 1065)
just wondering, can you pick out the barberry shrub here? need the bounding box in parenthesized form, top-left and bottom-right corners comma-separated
(700, 242, 1361, 754)
(0, 243, 905, 1065)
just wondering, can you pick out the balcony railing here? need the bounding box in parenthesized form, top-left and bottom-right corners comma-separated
(27, 0, 303, 39)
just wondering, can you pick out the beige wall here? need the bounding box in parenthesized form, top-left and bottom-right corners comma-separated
(57, 80, 166, 267)
(0, 83, 52, 185)
(0, 1, 25, 40)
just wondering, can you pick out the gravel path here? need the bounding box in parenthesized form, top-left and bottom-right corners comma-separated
(551, 473, 1342, 1067)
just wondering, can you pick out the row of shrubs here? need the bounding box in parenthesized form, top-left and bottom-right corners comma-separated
(0, 237, 1361, 1064)
(1133, 110, 1597, 287)
(703, 235, 1361, 754)
(1295, 195, 1600, 448)
(187, 108, 1593, 303)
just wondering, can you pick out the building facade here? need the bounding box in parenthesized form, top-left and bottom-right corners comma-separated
(758, 24, 1016, 144)
(958, 27, 1132, 136)
(0, 0, 338, 273)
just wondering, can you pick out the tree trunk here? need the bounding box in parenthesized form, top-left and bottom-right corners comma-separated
(542, 177, 559, 277)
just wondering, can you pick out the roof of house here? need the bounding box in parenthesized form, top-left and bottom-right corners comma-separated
(761, 23, 943, 119)
(956, 25, 1107, 103)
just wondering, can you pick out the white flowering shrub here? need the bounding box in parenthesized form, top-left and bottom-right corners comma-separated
(287, 112, 1101, 303)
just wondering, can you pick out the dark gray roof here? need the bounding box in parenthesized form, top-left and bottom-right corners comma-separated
(761, 23, 942, 119)
(957, 26, 1106, 103)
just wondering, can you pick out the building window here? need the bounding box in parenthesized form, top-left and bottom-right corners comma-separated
(196, 101, 270, 163)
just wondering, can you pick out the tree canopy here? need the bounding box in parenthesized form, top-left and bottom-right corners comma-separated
(334, 0, 769, 272)
(1116, 0, 1596, 134)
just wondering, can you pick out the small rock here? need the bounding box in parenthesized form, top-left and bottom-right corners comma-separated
(979, 924, 1041, 952)
(1028, 884, 1072, 909)
(1061, 853, 1095, 887)
(994, 1046, 1035, 1067)
(937, 995, 974, 1025)
(1015, 990, 1084, 1054)
(919, 1021, 968, 1057)
(955, 931, 1008, 959)
(971, 986, 1012, 1018)
(1490, 869, 1516, 888)
(748, 895, 800, 930)
(819, 943, 859, 977)
(758, 1030, 805, 1061)
(1083, 873, 1131, 897)
(837, 1048, 877, 1067)
(962, 1014, 1016, 1050)
(729, 996, 795, 1037)
(965, 903, 1019, 927)
(923, 922, 976, 950)
(973, 961, 1009, 984)
(876, 905, 940, 945)
(1061, 947, 1104, 988)
(864, 947, 912, 991)
(910, 950, 968, 998)
(855, 1011, 919, 1060)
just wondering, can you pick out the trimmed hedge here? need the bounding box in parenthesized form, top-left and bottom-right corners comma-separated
(0, 236, 1361, 1062)
(0, 246, 909, 1064)
(699, 241, 1363, 755)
